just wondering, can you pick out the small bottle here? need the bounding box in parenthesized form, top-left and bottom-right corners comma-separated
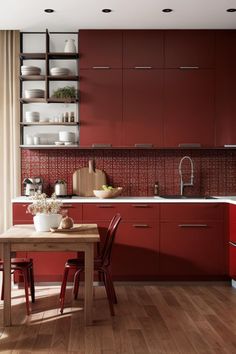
(69, 111, 75, 123)
(154, 182, 159, 196)
(64, 112, 69, 123)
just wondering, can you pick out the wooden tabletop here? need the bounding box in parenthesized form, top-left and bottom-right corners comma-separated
(0, 224, 100, 243)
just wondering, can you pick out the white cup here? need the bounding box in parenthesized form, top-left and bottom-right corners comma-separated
(33, 136, 40, 145)
(26, 135, 33, 145)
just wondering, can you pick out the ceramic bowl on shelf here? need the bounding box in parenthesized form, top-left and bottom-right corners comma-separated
(55, 141, 64, 145)
(24, 89, 45, 99)
(59, 131, 75, 142)
(93, 187, 123, 199)
(21, 65, 41, 75)
(25, 111, 40, 122)
(50, 67, 70, 76)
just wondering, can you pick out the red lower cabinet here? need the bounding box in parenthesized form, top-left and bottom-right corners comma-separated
(229, 242, 236, 279)
(112, 221, 159, 280)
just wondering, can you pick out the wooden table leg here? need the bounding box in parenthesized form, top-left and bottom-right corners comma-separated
(84, 243, 94, 325)
(3, 243, 11, 326)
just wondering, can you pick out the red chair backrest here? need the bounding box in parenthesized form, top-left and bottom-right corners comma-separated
(100, 213, 121, 267)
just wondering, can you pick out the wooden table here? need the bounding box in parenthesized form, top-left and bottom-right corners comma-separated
(0, 224, 100, 327)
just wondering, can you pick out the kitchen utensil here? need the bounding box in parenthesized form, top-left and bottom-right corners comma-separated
(73, 160, 107, 197)
(54, 179, 67, 196)
(93, 187, 123, 199)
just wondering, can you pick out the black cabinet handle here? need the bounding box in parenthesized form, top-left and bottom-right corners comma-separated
(135, 143, 153, 148)
(133, 224, 149, 228)
(92, 66, 111, 69)
(179, 66, 199, 69)
(92, 144, 112, 148)
(134, 66, 152, 69)
(132, 204, 149, 208)
(97, 205, 113, 208)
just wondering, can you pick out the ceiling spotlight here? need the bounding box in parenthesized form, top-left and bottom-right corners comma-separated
(226, 8, 236, 12)
(162, 8, 173, 13)
(102, 9, 112, 13)
(44, 9, 54, 13)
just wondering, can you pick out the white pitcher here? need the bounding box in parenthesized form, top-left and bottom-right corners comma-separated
(64, 39, 76, 53)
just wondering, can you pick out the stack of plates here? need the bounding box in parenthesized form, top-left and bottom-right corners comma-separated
(24, 89, 45, 99)
(21, 66, 41, 76)
(25, 111, 40, 123)
(50, 67, 70, 76)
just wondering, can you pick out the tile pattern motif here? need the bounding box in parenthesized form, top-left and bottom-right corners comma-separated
(21, 149, 236, 196)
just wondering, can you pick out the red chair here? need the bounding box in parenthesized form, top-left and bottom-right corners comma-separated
(60, 214, 122, 316)
(0, 258, 35, 315)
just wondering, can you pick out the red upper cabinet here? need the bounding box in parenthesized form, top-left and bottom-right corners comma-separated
(165, 30, 215, 68)
(79, 30, 122, 69)
(215, 68, 236, 146)
(123, 30, 164, 68)
(163, 69, 215, 147)
(123, 69, 163, 147)
(216, 30, 236, 68)
(79, 69, 122, 147)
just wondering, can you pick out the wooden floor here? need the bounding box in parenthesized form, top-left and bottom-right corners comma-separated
(0, 282, 236, 353)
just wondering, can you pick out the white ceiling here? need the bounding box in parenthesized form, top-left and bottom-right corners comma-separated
(0, 0, 236, 31)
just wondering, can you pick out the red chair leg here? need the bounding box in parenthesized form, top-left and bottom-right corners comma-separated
(60, 267, 70, 314)
(29, 265, 35, 303)
(73, 269, 81, 300)
(106, 269, 117, 304)
(103, 270, 114, 316)
(22, 268, 30, 315)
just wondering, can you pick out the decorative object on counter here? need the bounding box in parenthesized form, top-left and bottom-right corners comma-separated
(93, 185, 123, 199)
(50, 67, 70, 76)
(27, 192, 62, 232)
(64, 38, 76, 53)
(25, 111, 40, 123)
(59, 216, 74, 229)
(52, 86, 77, 100)
(24, 89, 45, 99)
(73, 159, 107, 197)
(59, 131, 75, 143)
(54, 179, 67, 197)
(21, 65, 41, 76)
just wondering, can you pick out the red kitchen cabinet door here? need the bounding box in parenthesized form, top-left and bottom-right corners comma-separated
(229, 243, 236, 279)
(216, 30, 236, 68)
(13, 203, 33, 224)
(79, 30, 122, 69)
(79, 69, 122, 147)
(163, 69, 215, 147)
(165, 30, 215, 68)
(123, 69, 164, 147)
(123, 30, 164, 68)
(61, 203, 82, 222)
(160, 222, 225, 277)
(112, 222, 158, 280)
(230, 204, 236, 243)
(215, 68, 236, 146)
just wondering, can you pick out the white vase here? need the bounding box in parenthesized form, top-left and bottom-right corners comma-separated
(33, 213, 62, 232)
(64, 39, 76, 53)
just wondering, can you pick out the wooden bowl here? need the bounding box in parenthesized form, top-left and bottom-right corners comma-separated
(93, 187, 123, 199)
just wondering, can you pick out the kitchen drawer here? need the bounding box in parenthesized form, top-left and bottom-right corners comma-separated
(160, 203, 224, 222)
(229, 241, 236, 278)
(13, 203, 33, 224)
(61, 203, 82, 222)
(121, 203, 158, 221)
(82, 203, 121, 221)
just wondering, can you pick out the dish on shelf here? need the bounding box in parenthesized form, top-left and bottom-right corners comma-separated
(93, 187, 123, 199)
(25, 111, 40, 122)
(24, 89, 45, 98)
(64, 141, 74, 145)
(55, 141, 64, 145)
(59, 131, 75, 142)
(21, 65, 41, 75)
(50, 67, 70, 76)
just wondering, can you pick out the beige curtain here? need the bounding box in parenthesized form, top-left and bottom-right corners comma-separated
(0, 31, 20, 233)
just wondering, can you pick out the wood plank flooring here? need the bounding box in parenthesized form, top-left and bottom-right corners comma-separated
(0, 282, 236, 353)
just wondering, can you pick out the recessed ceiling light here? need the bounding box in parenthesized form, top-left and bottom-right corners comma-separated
(102, 9, 112, 13)
(226, 8, 236, 12)
(162, 8, 173, 13)
(44, 9, 54, 13)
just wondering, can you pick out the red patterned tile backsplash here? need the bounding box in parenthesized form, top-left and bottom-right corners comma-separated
(21, 149, 236, 196)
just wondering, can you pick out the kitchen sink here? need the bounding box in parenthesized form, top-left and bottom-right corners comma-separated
(159, 195, 216, 199)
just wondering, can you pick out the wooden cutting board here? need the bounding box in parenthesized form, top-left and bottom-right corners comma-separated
(73, 160, 107, 197)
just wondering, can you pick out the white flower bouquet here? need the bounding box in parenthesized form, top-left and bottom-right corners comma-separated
(27, 192, 62, 216)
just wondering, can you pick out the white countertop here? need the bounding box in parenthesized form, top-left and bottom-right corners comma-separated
(11, 195, 236, 204)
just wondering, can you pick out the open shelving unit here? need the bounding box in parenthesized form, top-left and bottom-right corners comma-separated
(19, 29, 79, 148)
